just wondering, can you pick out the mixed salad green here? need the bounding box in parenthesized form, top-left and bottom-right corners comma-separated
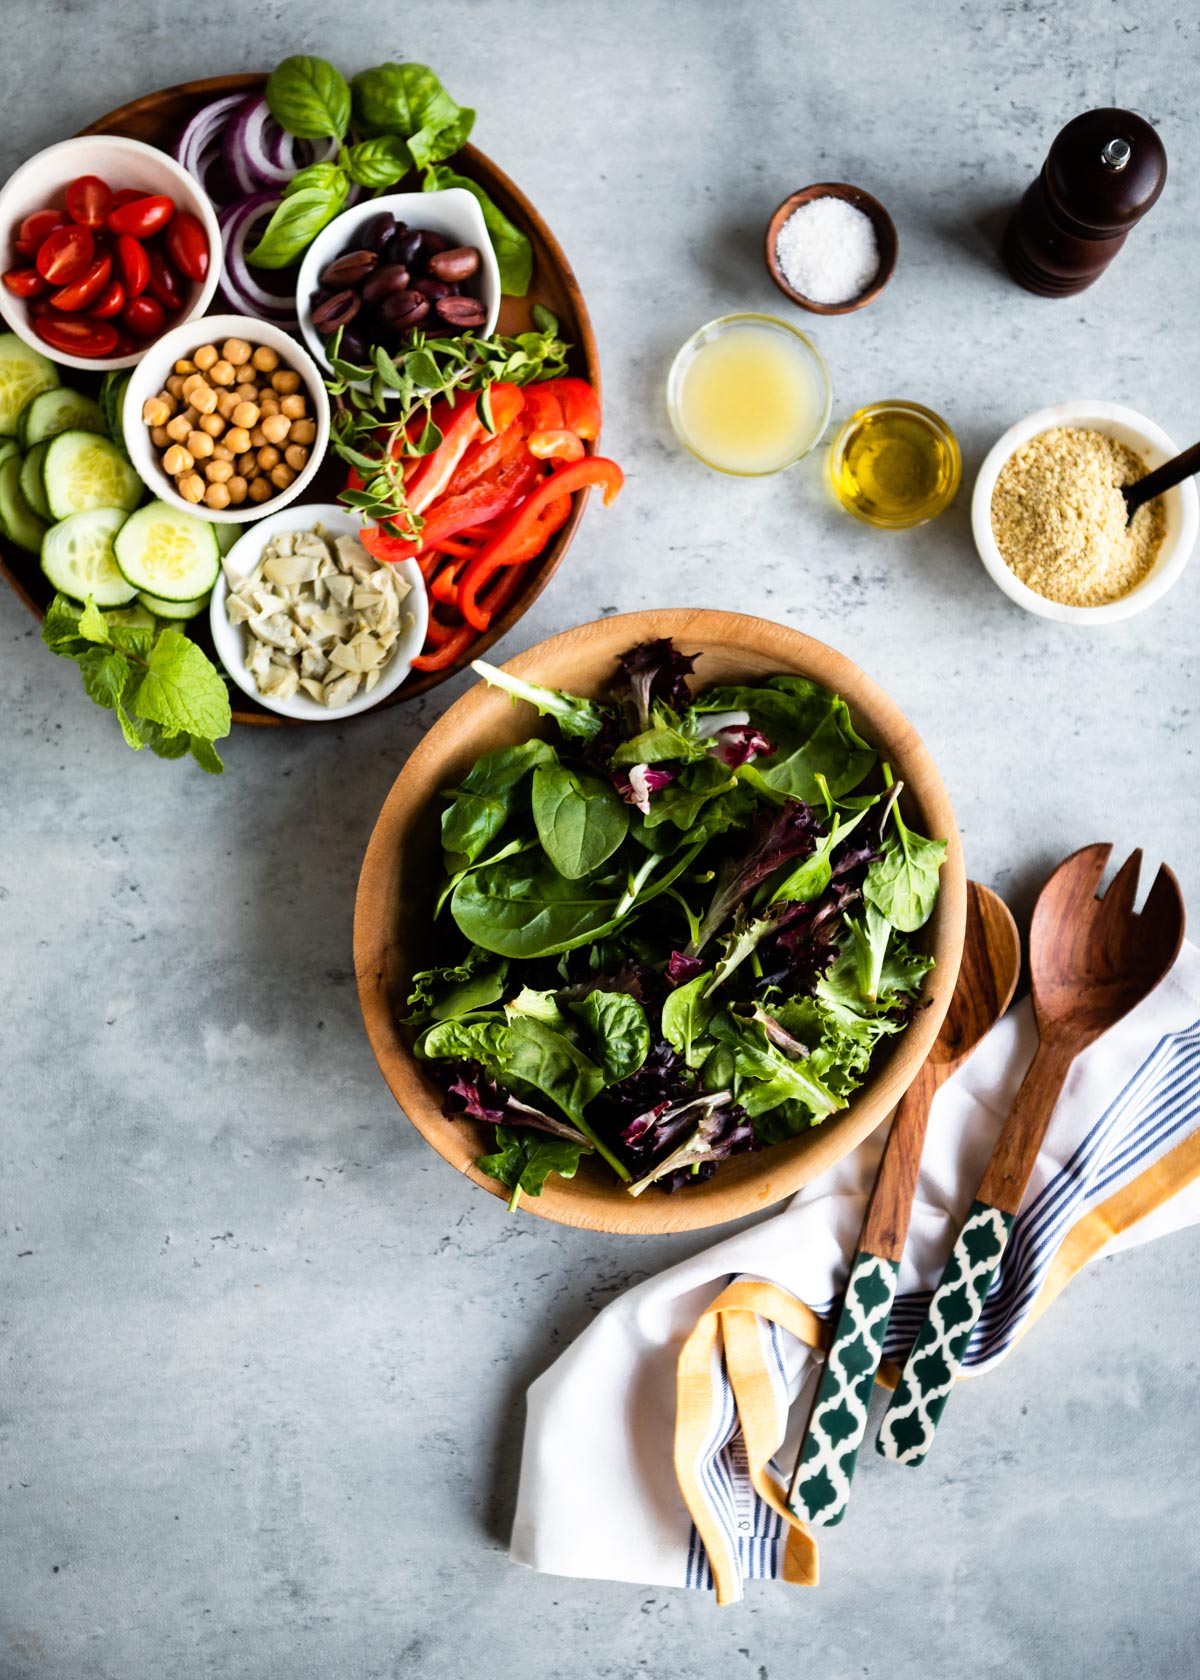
(407, 639, 947, 1209)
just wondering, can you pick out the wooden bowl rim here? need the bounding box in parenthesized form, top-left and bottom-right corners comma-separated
(353, 608, 967, 1235)
(765, 182, 899, 315)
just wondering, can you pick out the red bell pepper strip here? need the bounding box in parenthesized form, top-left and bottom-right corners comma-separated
(519, 386, 566, 431)
(430, 535, 481, 560)
(430, 556, 467, 606)
(361, 525, 420, 564)
(533, 377, 601, 439)
(488, 493, 573, 567)
(457, 457, 623, 631)
(405, 383, 524, 515)
(528, 428, 585, 463)
(417, 456, 542, 553)
(412, 564, 530, 671)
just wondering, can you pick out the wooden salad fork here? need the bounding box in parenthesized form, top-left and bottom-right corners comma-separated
(877, 843, 1185, 1469)
(788, 882, 1020, 1527)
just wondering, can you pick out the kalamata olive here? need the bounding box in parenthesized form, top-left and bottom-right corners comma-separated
(421, 230, 451, 256)
(434, 295, 488, 329)
(363, 213, 397, 253)
(413, 277, 454, 301)
(319, 248, 378, 287)
(429, 245, 481, 283)
(390, 229, 425, 268)
(339, 327, 369, 363)
(311, 289, 361, 334)
(361, 263, 412, 304)
(380, 289, 430, 329)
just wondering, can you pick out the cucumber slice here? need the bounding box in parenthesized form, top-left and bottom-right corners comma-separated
(0, 333, 59, 437)
(0, 437, 20, 469)
(18, 386, 106, 451)
(215, 523, 241, 557)
(43, 430, 142, 522)
(0, 452, 48, 553)
(19, 441, 52, 521)
(138, 587, 209, 620)
(40, 507, 136, 606)
(114, 501, 220, 601)
(99, 370, 133, 462)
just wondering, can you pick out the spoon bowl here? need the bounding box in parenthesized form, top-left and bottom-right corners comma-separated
(1123, 440, 1200, 524)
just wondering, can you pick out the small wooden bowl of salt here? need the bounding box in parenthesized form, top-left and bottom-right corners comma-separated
(765, 183, 897, 314)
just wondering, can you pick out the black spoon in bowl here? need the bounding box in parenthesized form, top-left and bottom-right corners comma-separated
(1122, 441, 1200, 524)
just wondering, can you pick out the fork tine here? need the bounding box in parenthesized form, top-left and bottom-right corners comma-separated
(1070, 842, 1112, 901)
(1099, 848, 1143, 919)
(1141, 862, 1186, 933)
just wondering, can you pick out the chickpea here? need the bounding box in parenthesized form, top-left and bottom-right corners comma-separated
(165, 414, 192, 444)
(149, 425, 171, 449)
(279, 392, 307, 421)
(142, 395, 170, 427)
(248, 425, 267, 448)
(232, 400, 260, 430)
(209, 360, 236, 387)
(193, 344, 219, 372)
(233, 381, 259, 405)
(205, 458, 233, 484)
(247, 475, 273, 504)
(225, 426, 252, 454)
(162, 444, 193, 476)
(165, 374, 186, 399)
(211, 444, 235, 464)
(289, 418, 316, 447)
(271, 368, 301, 395)
(159, 390, 179, 417)
(251, 344, 279, 373)
(226, 475, 248, 505)
(215, 389, 239, 420)
(174, 358, 198, 376)
(204, 481, 231, 511)
(257, 411, 288, 445)
(269, 463, 296, 492)
(235, 451, 256, 478)
(191, 384, 218, 416)
(181, 372, 205, 398)
(178, 472, 205, 504)
(259, 394, 280, 416)
(221, 338, 252, 367)
(182, 405, 201, 428)
(187, 430, 214, 460)
(256, 444, 281, 472)
(200, 412, 225, 438)
(284, 444, 309, 473)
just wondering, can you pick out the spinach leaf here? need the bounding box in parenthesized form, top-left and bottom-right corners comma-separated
(477, 1126, 588, 1199)
(416, 1017, 511, 1065)
(425, 165, 533, 296)
(350, 62, 474, 164)
(568, 992, 650, 1084)
(441, 738, 556, 868)
(267, 55, 351, 140)
(452, 854, 626, 958)
(532, 761, 628, 879)
(863, 799, 947, 932)
(695, 676, 875, 803)
(342, 136, 412, 188)
(247, 168, 349, 268)
(661, 971, 718, 1069)
(497, 1015, 605, 1125)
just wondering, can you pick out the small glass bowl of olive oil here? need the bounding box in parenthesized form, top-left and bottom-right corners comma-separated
(829, 401, 961, 527)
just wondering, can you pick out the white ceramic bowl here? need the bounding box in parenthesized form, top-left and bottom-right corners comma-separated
(296, 188, 500, 377)
(209, 503, 428, 722)
(122, 313, 330, 525)
(971, 401, 1199, 624)
(0, 135, 223, 373)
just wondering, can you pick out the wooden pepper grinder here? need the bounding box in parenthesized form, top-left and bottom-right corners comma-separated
(1003, 108, 1167, 295)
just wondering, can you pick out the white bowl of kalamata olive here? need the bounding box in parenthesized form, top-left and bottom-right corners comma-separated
(296, 189, 501, 378)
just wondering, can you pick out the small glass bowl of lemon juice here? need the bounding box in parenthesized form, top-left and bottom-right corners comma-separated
(667, 313, 832, 476)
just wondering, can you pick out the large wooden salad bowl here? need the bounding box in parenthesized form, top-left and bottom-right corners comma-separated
(355, 609, 967, 1234)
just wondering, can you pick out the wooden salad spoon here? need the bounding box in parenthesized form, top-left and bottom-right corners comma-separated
(1122, 440, 1200, 524)
(788, 882, 1021, 1527)
(877, 843, 1185, 1468)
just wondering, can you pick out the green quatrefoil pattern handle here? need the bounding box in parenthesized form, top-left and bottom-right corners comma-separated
(876, 1199, 1014, 1467)
(788, 1251, 899, 1526)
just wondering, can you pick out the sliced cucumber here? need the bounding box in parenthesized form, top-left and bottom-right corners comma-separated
(40, 507, 136, 606)
(19, 441, 52, 522)
(0, 333, 59, 437)
(0, 437, 20, 470)
(18, 386, 106, 451)
(215, 523, 241, 557)
(0, 452, 48, 553)
(99, 370, 133, 463)
(43, 430, 142, 522)
(114, 501, 220, 602)
(137, 587, 210, 620)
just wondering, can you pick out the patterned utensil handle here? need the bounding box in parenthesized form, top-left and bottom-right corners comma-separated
(876, 1199, 1014, 1467)
(788, 1250, 899, 1526)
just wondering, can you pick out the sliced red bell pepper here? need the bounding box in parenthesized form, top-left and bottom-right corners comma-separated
(519, 386, 566, 431)
(412, 564, 529, 671)
(417, 455, 541, 553)
(528, 428, 585, 463)
(361, 525, 420, 564)
(405, 383, 525, 515)
(430, 556, 467, 606)
(457, 457, 623, 631)
(489, 493, 573, 567)
(534, 377, 601, 439)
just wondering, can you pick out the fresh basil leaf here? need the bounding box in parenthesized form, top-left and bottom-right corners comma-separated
(247, 180, 348, 270)
(568, 992, 650, 1084)
(531, 761, 628, 880)
(350, 62, 474, 162)
(342, 136, 413, 188)
(425, 164, 533, 296)
(267, 56, 351, 140)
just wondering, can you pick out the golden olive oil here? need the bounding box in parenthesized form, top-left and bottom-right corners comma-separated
(830, 402, 961, 527)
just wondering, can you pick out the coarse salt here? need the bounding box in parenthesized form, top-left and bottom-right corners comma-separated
(775, 196, 880, 305)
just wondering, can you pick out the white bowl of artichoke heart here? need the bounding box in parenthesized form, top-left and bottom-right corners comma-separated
(210, 505, 428, 720)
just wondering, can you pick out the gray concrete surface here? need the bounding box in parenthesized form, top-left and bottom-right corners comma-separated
(2, 2, 1199, 1675)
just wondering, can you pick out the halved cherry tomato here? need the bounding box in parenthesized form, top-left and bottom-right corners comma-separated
(15, 209, 67, 258)
(65, 175, 114, 229)
(164, 211, 209, 284)
(35, 224, 94, 286)
(122, 294, 164, 340)
(2, 266, 49, 298)
(107, 194, 174, 239)
(32, 314, 118, 359)
(89, 278, 126, 320)
(116, 234, 150, 299)
(51, 253, 112, 313)
(109, 330, 138, 358)
(144, 245, 184, 311)
(110, 188, 144, 211)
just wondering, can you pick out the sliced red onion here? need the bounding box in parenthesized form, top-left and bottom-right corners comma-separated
(174, 93, 246, 185)
(216, 193, 297, 325)
(223, 95, 340, 195)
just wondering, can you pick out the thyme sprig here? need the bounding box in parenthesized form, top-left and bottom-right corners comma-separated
(324, 306, 571, 539)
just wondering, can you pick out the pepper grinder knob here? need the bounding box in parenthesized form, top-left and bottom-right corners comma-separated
(1003, 108, 1167, 296)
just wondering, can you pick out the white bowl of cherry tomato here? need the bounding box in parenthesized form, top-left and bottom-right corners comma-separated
(0, 135, 222, 371)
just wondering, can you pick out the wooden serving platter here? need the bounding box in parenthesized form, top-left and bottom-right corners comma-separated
(0, 73, 600, 725)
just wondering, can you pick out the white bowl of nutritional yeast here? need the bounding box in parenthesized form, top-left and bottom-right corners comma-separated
(971, 400, 1199, 624)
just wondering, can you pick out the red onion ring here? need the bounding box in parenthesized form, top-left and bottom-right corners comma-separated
(223, 95, 340, 195)
(216, 194, 298, 325)
(174, 93, 246, 182)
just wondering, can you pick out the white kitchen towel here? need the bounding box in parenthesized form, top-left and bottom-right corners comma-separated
(510, 941, 1200, 1603)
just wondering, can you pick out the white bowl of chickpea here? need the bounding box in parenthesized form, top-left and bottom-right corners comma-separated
(121, 313, 330, 523)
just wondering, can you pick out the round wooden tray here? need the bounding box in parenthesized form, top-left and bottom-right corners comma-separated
(354, 610, 967, 1235)
(0, 73, 599, 725)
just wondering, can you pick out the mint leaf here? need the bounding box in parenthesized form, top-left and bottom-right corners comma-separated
(133, 629, 232, 741)
(42, 594, 87, 655)
(108, 624, 155, 657)
(77, 599, 111, 644)
(78, 646, 131, 713)
(189, 735, 224, 775)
